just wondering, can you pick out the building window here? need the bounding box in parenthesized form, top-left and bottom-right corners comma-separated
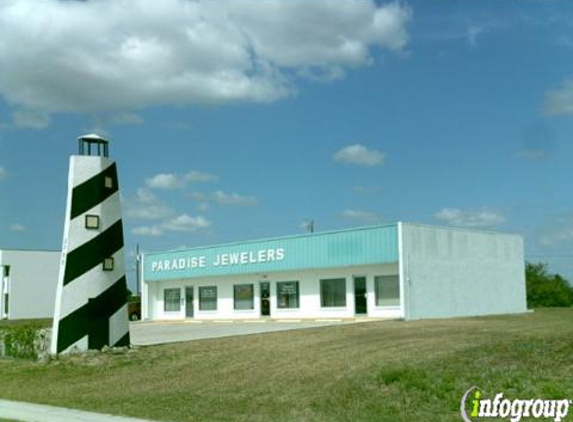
(199, 286, 217, 311)
(374, 275, 400, 307)
(164, 288, 181, 312)
(85, 214, 100, 230)
(3, 265, 10, 277)
(320, 278, 346, 307)
(234, 284, 254, 310)
(104, 176, 113, 189)
(277, 281, 299, 309)
(103, 257, 114, 271)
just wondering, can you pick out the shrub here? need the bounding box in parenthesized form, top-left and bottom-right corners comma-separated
(1, 324, 46, 360)
(526, 262, 573, 308)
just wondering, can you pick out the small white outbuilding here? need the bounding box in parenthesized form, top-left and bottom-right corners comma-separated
(0, 249, 60, 320)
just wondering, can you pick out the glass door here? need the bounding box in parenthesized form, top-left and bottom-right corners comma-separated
(185, 286, 194, 318)
(260, 281, 270, 317)
(354, 276, 367, 315)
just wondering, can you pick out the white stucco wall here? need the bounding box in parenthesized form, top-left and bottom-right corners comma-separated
(401, 223, 527, 320)
(144, 263, 401, 320)
(0, 249, 60, 320)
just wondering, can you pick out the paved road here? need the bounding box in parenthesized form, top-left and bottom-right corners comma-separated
(130, 318, 371, 346)
(0, 399, 159, 422)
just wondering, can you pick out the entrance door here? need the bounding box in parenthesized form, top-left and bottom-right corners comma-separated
(354, 276, 367, 315)
(260, 281, 270, 317)
(185, 286, 194, 318)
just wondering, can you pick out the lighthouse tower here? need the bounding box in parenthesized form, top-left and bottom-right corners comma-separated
(51, 135, 130, 354)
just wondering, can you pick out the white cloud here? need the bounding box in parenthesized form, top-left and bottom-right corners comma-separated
(131, 226, 164, 237)
(0, 166, 7, 181)
(189, 190, 258, 206)
(0, 0, 411, 126)
(145, 173, 184, 189)
(341, 209, 382, 223)
(135, 188, 157, 205)
(435, 207, 505, 228)
(11, 110, 51, 129)
(9, 223, 26, 232)
(334, 144, 385, 167)
(132, 213, 211, 237)
(544, 79, 573, 115)
(162, 214, 212, 232)
(146, 171, 219, 189)
(184, 171, 219, 183)
(212, 190, 258, 206)
(125, 188, 173, 220)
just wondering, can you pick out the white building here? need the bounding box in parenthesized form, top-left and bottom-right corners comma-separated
(141, 223, 528, 321)
(0, 249, 60, 320)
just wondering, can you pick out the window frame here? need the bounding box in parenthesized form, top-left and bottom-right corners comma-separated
(276, 281, 300, 309)
(374, 275, 400, 308)
(102, 257, 114, 271)
(319, 278, 347, 308)
(233, 284, 254, 311)
(199, 286, 218, 311)
(85, 214, 100, 230)
(164, 288, 181, 312)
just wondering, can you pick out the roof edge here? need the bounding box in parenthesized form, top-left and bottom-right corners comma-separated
(144, 223, 398, 257)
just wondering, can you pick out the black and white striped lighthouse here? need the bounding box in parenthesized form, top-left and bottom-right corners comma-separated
(51, 134, 130, 354)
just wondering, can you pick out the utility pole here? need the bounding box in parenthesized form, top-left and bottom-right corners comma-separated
(135, 244, 140, 297)
(306, 220, 315, 233)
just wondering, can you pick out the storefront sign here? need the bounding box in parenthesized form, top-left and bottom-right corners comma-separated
(150, 248, 286, 273)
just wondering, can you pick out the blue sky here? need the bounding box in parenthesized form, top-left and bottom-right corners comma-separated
(1, 0, 573, 289)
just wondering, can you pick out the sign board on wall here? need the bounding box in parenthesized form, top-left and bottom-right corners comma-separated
(144, 224, 399, 282)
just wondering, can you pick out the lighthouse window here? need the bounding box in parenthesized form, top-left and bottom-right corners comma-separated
(104, 176, 113, 189)
(85, 214, 100, 230)
(103, 257, 114, 271)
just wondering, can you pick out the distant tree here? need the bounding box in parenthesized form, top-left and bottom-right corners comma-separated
(526, 262, 573, 308)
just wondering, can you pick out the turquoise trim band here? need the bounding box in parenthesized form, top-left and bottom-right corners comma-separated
(144, 224, 398, 281)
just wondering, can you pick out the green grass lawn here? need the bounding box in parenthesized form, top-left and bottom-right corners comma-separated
(0, 309, 572, 422)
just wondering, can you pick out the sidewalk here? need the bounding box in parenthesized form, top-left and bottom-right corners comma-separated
(0, 399, 160, 422)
